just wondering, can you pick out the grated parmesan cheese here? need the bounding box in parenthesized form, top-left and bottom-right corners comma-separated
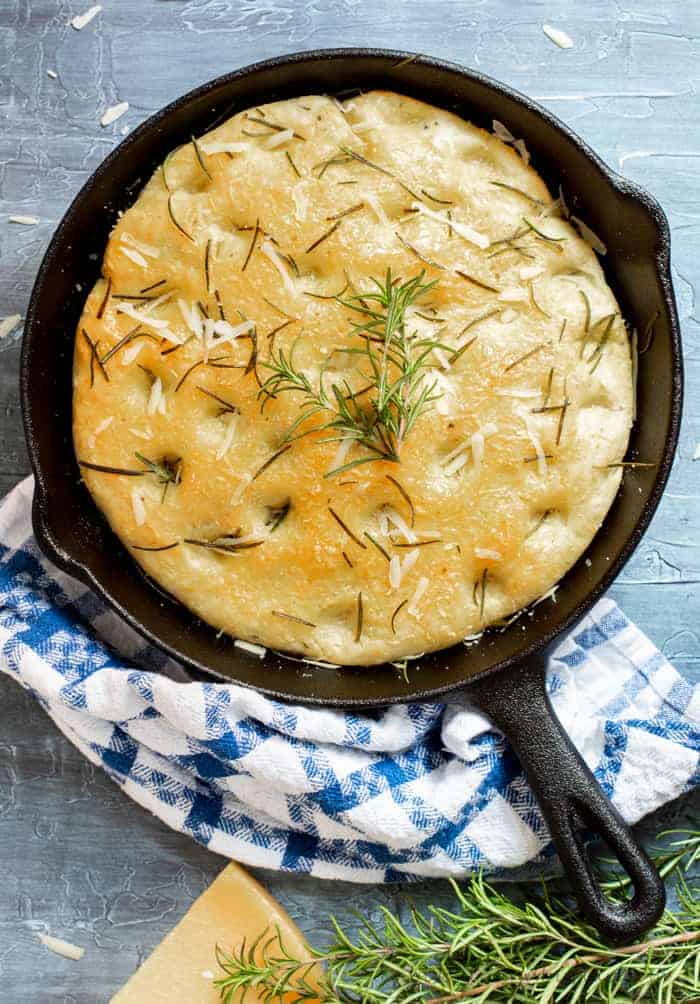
(116, 303, 181, 343)
(129, 427, 152, 441)
(37, 933, 84, 961)
(261, 239, 297, 298)
(178, 299, 203, 338)
(499, 286, 527, 302)
(384, 507, 417, 544)
(401, 548, 420, 578)
(0, 314, 22, 340)
(121, 232, 160, 259)
(215, 414, 238, 460)
(492, 119, 515, 143)
(475, 547, 502, 561)
(70, 4, 101, 30)
(234, 639, 267, 658)
(412, 201, 490, 250)
(570, 215, 607, 255)
(524, 415, 547, 476)
(121, 341, 143, 365)
(470, 431, 485, 474)
(208, 318, 255, 349)
(100, 101, 129, 127)
(542, 24, 574, 49)
(266, 128, 294, 149)
(9, 214, 39, 225)
(200, 140, 248, 156)
(407, 576, 429, 615)
(364, 191, 388, 224)
(519, 265, 544, 281)
(329, 437, 352, 474)
(500, 308, 518, 324)
(147, 376, 165, 416)
(120, 245, 148, 268)
(389, 554, 401, 590)
(131, 487, 147, 526)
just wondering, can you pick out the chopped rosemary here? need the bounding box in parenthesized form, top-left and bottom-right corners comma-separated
(459, 308, 500, 334)
(542, 366, 554, 406)
(140, 278, 167, 294)
(454, 270, 499, 293)
(396, 233, 446, 270)
(522, 216, 566, 242)
(100, 328, 159, 365)
(184, 535, 264, 553)
(285, 149, 301, 177)
(196, 385, 239, 415)
(204, 238, 212, 292)
(242, 218, 260, 271)
(265, 499, 291, 532)
(134, 451, 182, 501)
(266, 318, 294, 350)
(339, 146, 419, 200)
(245, 114, 305, 141)
(251, 444, 292, 481)
(420, 187, 452, 205)
(326, 202, 364, 221)
(355, 591, 363, 642)
(167, 194, 194, 242)
(272, 610, 316, 628)
(342, 550, 354, 568)
(82, 328, 109, 385)
(129, 541, 179, 551)
(528, 280, 550, 318)
(579, 288, 592, 332)
(524, 453, 554, 463)
(305, 220, 341, 254)
(314, 154, 353, 179)
(385, 474, 415, 527)
(393, 538, 441, 547)
(504, 341, 549, 373)
(262, 296, 294, 319)
(328, 507, 367, 549)
(78, 460, 144, 476)
(475, 567, 488, 619)
(587, 313, 617, 367)
(490, 180, 543, 204)
(96, 276, 112, 319)
(558, 318, 567, 342)
(526, 508, 553, 538)
(603, 461, 656, 469)
(303, 282, 348, 301)
(450, 335, 478, 365)
(391, 598, 408, 633)
(364, 531, 391, 561)
(191, 135, 212, 179)
(259, 270, 442, 472)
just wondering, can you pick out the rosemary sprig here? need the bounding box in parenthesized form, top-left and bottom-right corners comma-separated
(259, 270, 443, 474)
(213, 826, 700, 1004)
(134, 451, 182, 501)
(184, 534, 263, 553)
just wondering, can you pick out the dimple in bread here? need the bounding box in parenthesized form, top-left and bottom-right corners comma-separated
(73, 91, 633, 665)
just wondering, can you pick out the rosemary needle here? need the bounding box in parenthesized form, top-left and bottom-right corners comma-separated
(82, 328, 109, 385)
(204, 238, 212, 292)
(191, 135, 212, 179)
(251, 444, 292, 481)
(326, 202, 364, 221)
(285, 150, 301, 177)
(396, 232, 446, 270)
(129, 541, 179, 552)
(385, 474, 415, 527)
(196, 385, 239, 415)
(391, 598, 408, 633)
(328, 507, 367, 549)
(241, 218, 260, 271)
(342, 550, 354, 568)
(305, 220, 341, 254)
(454, 269, 499, 293)
(167, 194, 194, 242)
(504, 341, 549, 373)
(364, 531, 391, 562)
(272, 610, 316, 628)
(78, 460, 144, 476)
(140, 278, 167, 294)
(355, 591, 363, 642)
(96, 276, 112, 319)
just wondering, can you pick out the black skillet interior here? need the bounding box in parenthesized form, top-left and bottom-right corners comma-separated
(22, 50, 682, 707)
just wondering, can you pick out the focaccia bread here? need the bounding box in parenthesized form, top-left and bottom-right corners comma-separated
(72, 90, 632, 665)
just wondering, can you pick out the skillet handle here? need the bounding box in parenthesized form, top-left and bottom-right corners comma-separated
(466, 657, 665, 943)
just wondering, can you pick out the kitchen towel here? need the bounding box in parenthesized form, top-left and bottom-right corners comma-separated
(1, 476, 698, 881)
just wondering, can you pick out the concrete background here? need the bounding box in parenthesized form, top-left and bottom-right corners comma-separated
(0, 1, 698, 1000)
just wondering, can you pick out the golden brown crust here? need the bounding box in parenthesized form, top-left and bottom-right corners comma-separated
(72, 90, 632, 665)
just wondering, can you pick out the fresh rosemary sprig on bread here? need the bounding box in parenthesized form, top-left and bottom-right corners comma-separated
(213, 826, 700, 1003)
(258, 270, 446, 476)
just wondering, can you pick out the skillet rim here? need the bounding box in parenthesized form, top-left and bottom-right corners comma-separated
(21, 48, 683, 706)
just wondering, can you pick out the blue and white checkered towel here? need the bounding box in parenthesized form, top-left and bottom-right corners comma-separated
(1, 477, 698, 881)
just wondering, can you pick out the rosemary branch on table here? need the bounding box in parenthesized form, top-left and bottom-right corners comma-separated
(213, 826, 700, 1003)
(258, 270, 447, 476)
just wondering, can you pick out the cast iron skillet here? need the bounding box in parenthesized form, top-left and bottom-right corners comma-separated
(21, 50, 682, 942)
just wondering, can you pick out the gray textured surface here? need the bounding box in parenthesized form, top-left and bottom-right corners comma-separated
(0, 1, 699, 1001)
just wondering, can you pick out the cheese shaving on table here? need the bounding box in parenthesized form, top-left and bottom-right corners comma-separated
(260, 239, 297, 298)
(266, 129, 294, 149)
(0, 314, 22, 340)
(407, 576, 429, 615)
(234, 640, 267, 658)
(542, 24, 574, 49)
(200, 140, 248, 155)
(412, 201, 490, 250)
(100, 102, 129, 127)
(70, 4, 101, 29)
(693, 443, 700, 461)
(47, 69, 58, 79)
(8, 214, 39, 225)
(37, 933, 85, 961)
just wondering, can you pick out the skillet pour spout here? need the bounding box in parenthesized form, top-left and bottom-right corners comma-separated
(21, 50, 682, 942)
